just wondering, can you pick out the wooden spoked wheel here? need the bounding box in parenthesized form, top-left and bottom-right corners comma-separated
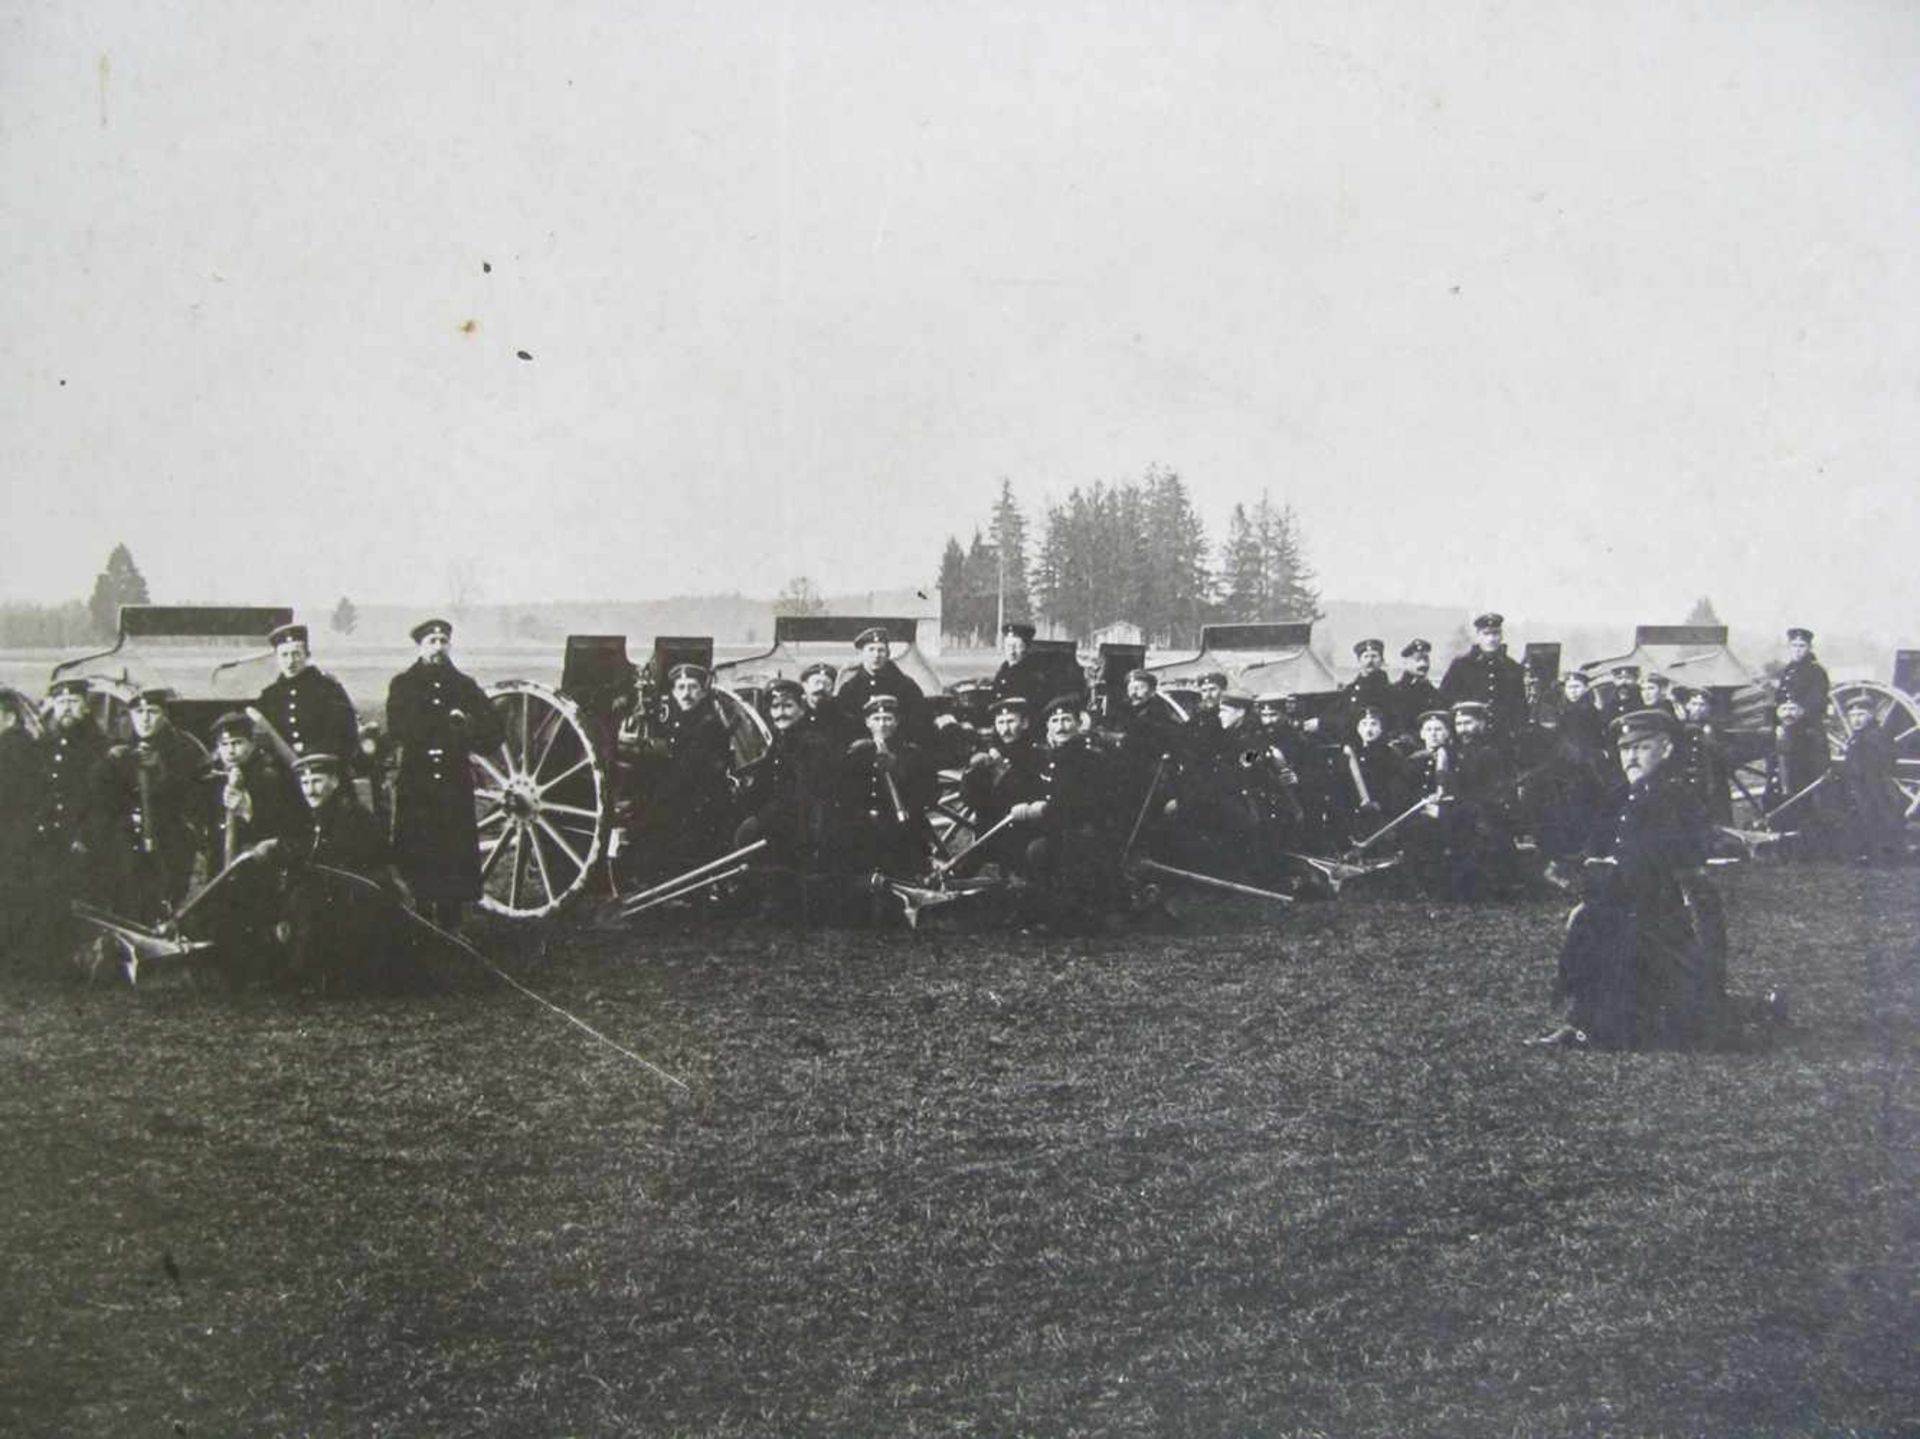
(472, 681, 608, 919)
(1827, 681, 1920, 822)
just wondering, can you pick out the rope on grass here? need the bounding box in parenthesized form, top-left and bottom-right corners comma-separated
(311, 864, 690, 1091)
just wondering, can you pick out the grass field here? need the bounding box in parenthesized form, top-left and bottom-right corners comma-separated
(2, 863, 1914, 1437)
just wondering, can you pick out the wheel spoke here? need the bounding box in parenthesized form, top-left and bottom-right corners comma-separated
(475, 787, 508, 804)
(529, 708, 564, 781)
(477, 808, 508, 830)
(538, 799, 601, 822)
(479, 825, 513, 879)
(536, 755, 593, 794)
(518, 692, 531, 768)
(507, 827, 526, 910)
(474, 753, 513, 789)
(534, 815, 587, 874)
(528, 823, 556, 905)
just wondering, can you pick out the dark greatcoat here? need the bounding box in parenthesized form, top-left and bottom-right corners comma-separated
(734, 721, 838, 862)
(835, 737, 937, 877)
(1335, 669, 1396, 737)
(255, 666, 360, 768)
(836, 662, 929, 741)
(88, 727, 208, 921)
(619, 695, 738, 881)
(1439, 646, 1530, 742)
(1835, 718, 1906, 861)
(284, 786, 405, 991)
(1554, 766, 1727, 1049)
(989, 655, 1054, 714)
(386, 659, 504, 903)
(0, 726, 44, 961)
(24, 719, 110, 964)
(1391, 673, 1444, 741)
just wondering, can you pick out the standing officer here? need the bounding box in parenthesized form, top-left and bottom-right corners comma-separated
(836, 627, 928, 741)
(798, 661, 862, 750)
(253, 623, 360, 770)
(24, 679, 108, 969)
(734, 677, 840, 914)
(89, 687, 208, 923)
(385, 619, 504, 931)
(1336, 639, 1395, 736)
(1600, 665, 1641, 727)
(1770, 627, 1832, 807)
(0, 691, 41, 968)
(990, 622, 1050, 712)
(1392, 639, 1443, 743)
(1440, 613, 1529, 745)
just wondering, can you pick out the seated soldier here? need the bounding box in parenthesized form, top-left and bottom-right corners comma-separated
(1014, 696, 1119, 928)
(1336, 704, 1406, 845)
(1834, 692, 1906, 865)
(733, 678, 839, 915)
(1533, 669, 1611, 878)
(1531, 709, 1773, 1051)
(798, 661, 862, 750)
(1638, 671, 1679, 718)
(200, 710, 307, 984)
(835, 694, 938, 892)
(87, 688, 208, 926)
(1673, 686, 1734, 829)
(617, 663, 737, 885)
(1401, 710, 1460, 893)
(1448, 700, 1525, 896)
(281, 753, 412, 993)
(960, 696, 1042, 852)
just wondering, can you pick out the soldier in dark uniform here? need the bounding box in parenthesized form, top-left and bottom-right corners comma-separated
(836, 627, 928, 742)
(1335, 638, 1395, 737)
(200, 710, 306, 985)
(1638, 671, 1679, 718)
(1673, 686, 1734, 829)
(1392, 639, 1443, 745)
(1533, 668, 1612, 876)
(1599, 665, 1641, 727)
(1768, 627, 1833, 826)
(1400, 710, 1458, 892)
(281, 753, 412, 993)
(24, 679, 109, 971)
(1016, 696, 1118, 927)
(1439, 613, 1529, 746)
(1099, 669, 1187, 805)
(734, 678, 839, 915)
(88, 687, 209, 925)
(0, 690, 44, 969)
(836, 694, 938, 889)
(1531, 709, 1743, 1051)
(617, 663, 738, 885)
(385, 619, 505, 931)
(798, 661, 863, 751)
(989, 622, 1051, 713)
(1334, 704, 1406, 846)
(1448, 700, 1525, 895)
(253, 623, 361, 770)
(1833, 692, 1906, 864)
(960, 696, 1039, 833)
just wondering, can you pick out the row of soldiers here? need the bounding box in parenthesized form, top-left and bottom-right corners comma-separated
(0, 619, 501, 987)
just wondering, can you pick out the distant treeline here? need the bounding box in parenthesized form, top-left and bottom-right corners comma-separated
(937, 468, 1322, 649)
(0, 601, 96, 649)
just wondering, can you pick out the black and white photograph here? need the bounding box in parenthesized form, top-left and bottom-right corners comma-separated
(2, 2, 1915, 1433)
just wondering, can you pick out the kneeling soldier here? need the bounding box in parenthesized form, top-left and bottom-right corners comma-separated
(836, 694, 938, 890)
(89, 687, 208, 925)
(734, 678, 839, 916)
(282, 753, 412, 993)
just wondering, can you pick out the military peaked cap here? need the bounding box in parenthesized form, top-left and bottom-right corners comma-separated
(293, 752, 345, 776)
(862, 694, 901, 716)
(1125, 668, 1158, 690)
(798, 661, 838, 683)
(853, 627, 891, 651)
(1416, 709, 1453, 729)
(409, 617, 453, 644)
(210, 710, 255, 740)
(48, 677, 90, 699)
(1450, 700, 1490, 719)
(267, 622, 310, 649)
(1473, 612, 1505, 631)
(667, 662, 710, 686)
(132, 686, 176, 709)
(1786, 627, 1814, 643)
(1609, 664, 1641, 680)
(1400, 638, 1432, 658)
(764, 678, 804, 702)
(1197, 670, 1229, 688)
(992, 695, 1032, 717)
(1001, 622, 1036, 642)
(1611, 708, 1680, 744)
(1353, 638, 1385, 658)
(1842, 692, 1876, 714)
(1042, 695, 1083, 720)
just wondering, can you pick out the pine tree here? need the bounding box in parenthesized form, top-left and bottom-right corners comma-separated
(1265, 501, 1323, 620)
(1141, 466, 1210, 646)
(86, 543, 150, 639)
(330, 595, 359, 635)
(1220, 504, 1267, 622)
(1684, 595, 1722, 627)
(989, 479, 1033, 624)
(936, 537, 968, 644)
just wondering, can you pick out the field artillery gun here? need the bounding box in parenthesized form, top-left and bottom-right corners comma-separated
(474, 614, 952, 921)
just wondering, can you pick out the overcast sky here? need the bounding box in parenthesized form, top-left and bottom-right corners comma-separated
(3, 0, 1916, 642)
